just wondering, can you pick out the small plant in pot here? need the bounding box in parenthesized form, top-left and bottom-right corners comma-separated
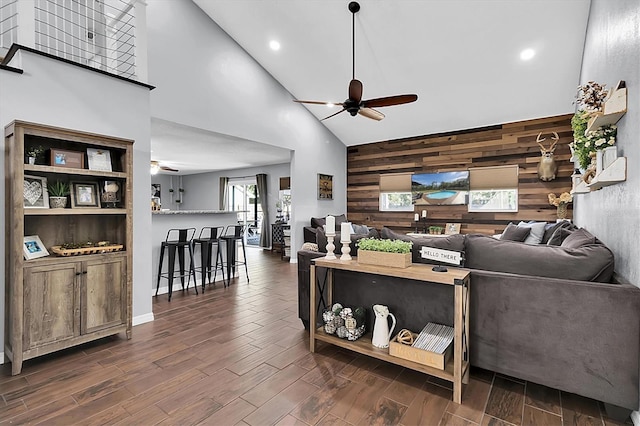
(26, 145, 44, 165)
(48, 181, 70, 209)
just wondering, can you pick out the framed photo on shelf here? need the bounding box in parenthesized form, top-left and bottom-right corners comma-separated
(318, 173, 333, 200)
(23, 175, 49, 208)
(23, 235, 49, 260)
(70, 182, 101, 208)
(87, 148, 112, 172)
(445, 223, 461, 235)
(50, 149, 85, 169)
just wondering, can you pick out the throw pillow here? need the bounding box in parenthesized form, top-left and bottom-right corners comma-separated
(310, 217, 326, 228)
(301, 242, 319, 252)
(316, 225, 378, 255)
(561, 228, 597, 249)
(517, 221, 547, 245)
(500, 223, 531, 242)
(542, 221, 573, 244)
(547, 226, 576, 246)
(352, 223, 370, 235)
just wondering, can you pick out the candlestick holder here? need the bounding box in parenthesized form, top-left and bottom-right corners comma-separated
(340, 240, 352, 260)
(325, 232, 337, 259)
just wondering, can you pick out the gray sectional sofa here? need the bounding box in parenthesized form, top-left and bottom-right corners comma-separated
(297, 226, 640, 414)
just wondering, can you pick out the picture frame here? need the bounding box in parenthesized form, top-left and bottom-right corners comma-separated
(318, 173, 333, 200)
(50, 148, 85, 169)
(445, 223, 461, 235)
(23, 235, 49, 260)
(70, 182, 101, 208)
(23, 175, 49, 208)
(87, 148, 112, 172)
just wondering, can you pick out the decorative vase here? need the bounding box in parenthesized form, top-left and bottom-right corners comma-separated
(556, 203, 568, 220)
(27, 157, 35, 165)
(49, 196, 68, 209)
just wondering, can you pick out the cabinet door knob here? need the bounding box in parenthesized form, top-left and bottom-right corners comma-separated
(83, 271, 88, 275)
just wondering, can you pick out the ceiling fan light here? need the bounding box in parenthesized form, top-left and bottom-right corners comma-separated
(150, 162, 160, 175)
(326, 102, 335, 108)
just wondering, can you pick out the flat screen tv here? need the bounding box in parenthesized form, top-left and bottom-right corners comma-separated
(411, 171, 469, 205)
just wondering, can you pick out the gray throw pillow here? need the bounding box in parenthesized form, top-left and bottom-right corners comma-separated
(561, 228, 597, 249)
(542, 221, 574, 244)
(517, 221, 547, 245)
(500, 223, 531, 242)
(316, 225, 378, 255)
(547, 227, 574, 246)
(352, 223, 370, 235)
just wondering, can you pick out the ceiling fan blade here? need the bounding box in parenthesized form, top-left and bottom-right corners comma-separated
(358, 107, 385, 121)
(321, 108, 347, 121)
(293, 100, 343, 106)
(349, 79, 363, 103)
(160, 166, 179, 172)
(362, 94, 418, 108)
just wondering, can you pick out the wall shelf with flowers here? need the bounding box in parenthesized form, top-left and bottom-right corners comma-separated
(585, 81, 627, 134)
(570, 80, 627, 193)
(587, 157, 627, 191)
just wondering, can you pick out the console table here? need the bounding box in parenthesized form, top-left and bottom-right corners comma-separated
(309, 258, 471, 403)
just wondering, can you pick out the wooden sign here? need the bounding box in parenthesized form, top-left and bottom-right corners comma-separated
(420, 246, 463, 266)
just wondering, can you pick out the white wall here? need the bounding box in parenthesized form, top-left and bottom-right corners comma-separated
(575, 0, 640, 287)
(0, 50, 153, 353)
(147, 0, 346, 252)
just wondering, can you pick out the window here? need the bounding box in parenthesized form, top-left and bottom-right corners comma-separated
(379, 173, 413, 212)
(468, 165, 519, 212)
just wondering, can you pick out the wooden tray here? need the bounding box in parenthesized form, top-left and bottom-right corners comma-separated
(51, 244, 124, 256)
(389, 332, 452, 370)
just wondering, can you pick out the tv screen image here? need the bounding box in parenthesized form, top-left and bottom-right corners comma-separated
(411, 171, 469, 205)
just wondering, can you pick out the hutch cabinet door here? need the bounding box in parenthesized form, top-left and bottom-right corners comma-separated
(23, 262, 81, 350)
(81, 256, 127, 334)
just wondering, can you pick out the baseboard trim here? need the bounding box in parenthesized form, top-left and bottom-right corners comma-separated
(0, 352, 3, 364)
(631, 410, 639, 426)
(132, 312, 154, 326)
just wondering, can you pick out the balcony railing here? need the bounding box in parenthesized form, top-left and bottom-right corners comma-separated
(1, 0, 139, 79)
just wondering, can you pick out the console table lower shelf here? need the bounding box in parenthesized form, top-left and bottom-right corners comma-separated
(309, 257, 471, 403)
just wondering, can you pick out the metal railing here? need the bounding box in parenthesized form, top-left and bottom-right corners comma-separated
(1, 0, 137, 79)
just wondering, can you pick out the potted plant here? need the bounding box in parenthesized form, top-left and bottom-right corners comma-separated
(48, 181, 70, 208)
(26, 145, 44, 165)
(356, 238, 413, 268)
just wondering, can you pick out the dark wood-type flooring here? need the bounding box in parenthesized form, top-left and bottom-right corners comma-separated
(0, 249, 632, 425)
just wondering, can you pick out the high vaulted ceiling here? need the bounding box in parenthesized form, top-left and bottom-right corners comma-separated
(194, 0, 590, 147)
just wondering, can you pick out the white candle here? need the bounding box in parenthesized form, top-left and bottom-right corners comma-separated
(422, 210, 427, 218)
(341, 222, 351, 242)
(325, 215, 335, 234)
(414, 213, 419, 222)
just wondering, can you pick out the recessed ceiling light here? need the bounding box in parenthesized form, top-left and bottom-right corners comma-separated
(520, 48, 535, 61)
(269, 40, 281, 51)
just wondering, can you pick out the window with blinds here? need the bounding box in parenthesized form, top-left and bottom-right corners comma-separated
(379, 173, 413, 211)
(468, 165, 519, 212)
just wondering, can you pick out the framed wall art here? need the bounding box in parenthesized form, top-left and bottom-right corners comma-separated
(318, 173, 333, 200)
(87, 148, 112, 172)
(23, 175, 49, 208)
(23, 235, 50, 260)
(70, 182, 101, 208)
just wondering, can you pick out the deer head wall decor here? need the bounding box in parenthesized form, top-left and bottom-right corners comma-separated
(536, 132, 559, 181)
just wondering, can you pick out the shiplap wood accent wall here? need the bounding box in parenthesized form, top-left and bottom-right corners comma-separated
(347, 114, 574, 235)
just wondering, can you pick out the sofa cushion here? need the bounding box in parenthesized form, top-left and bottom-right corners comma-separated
(380, 227, 465, 265)
(500, 223, 531, 242)
(561, 228, 597, 249)
(542, 221, 575, 244)
(311, 214, 348, 231)
(517, 221, 547, 245)
(316, 225, 378, 255)
(465, 234, 614, 282)
(547, 225, 577, 246)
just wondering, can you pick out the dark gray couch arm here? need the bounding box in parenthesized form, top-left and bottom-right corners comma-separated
(470, 269, 640, 410)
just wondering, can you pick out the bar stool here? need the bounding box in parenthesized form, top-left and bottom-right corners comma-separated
(193, 226, 225, 292)
(219, 224, 249, 287)
(155, 228, 197, 301)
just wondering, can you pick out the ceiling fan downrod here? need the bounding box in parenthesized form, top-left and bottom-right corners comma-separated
(349, 2, 360, 80)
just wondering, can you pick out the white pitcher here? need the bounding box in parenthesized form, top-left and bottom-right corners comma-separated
(372, 304, 396, 349)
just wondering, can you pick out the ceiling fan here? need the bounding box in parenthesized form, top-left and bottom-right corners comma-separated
(293, 1, 418, 121)
(150, 160, 179, 175)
